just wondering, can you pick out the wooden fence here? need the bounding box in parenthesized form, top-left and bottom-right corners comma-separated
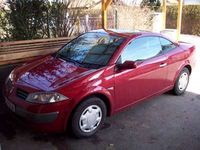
(0, 37, 73, 65)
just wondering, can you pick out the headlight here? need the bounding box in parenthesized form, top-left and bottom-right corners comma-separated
(8, 70, 15, 81)
(26, 92, 68, 104)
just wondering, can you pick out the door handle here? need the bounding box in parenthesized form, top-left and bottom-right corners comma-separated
(160, 63, 167, 68)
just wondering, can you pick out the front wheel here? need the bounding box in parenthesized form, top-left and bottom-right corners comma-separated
(71, 97, 107, 138)
(173, 68, 190, 95)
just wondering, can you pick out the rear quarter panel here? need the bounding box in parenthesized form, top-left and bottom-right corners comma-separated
(165, 42, 195, 87)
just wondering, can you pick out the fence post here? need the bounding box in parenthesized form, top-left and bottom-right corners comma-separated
(77, 17, 80, 34)
(85, 15, 89, 32)
(162, 0, 167, 30)
(114, 8, 118, 29)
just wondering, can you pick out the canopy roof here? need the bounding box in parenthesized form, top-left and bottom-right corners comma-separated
(101, 0, 199, 41)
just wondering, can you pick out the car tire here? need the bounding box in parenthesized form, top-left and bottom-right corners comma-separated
(71, 97, 107, 138)
(173, 67, 190, 95)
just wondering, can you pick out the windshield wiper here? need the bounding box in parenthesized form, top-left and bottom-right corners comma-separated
(56, 53, 82, 66)
(56, 53, 105, 69)
(81, 62, 105, 69)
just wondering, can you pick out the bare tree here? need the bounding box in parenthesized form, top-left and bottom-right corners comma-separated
(48, 0, 92, 37)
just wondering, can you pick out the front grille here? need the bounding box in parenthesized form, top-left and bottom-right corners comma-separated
(7, 79, 13, 92)
(16, 88, 29, 100)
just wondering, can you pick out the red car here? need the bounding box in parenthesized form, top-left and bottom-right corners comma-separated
(3, 29, 196, 138)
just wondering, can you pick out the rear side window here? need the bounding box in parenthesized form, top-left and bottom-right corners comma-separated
(160, 37, 176, 52)
(120, 36, 162, 63)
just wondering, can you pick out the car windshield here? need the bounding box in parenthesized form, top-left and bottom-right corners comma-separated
(56, 32, 125, 69)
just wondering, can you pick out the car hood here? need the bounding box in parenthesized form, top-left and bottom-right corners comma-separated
(17, 56, 94, 91)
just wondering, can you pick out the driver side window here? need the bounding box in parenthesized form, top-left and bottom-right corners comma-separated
(120, 36, 162, 63)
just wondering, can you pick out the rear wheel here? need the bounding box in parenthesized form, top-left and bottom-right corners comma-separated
(173, 68, 190, 95)
(71, 97, 107, 138)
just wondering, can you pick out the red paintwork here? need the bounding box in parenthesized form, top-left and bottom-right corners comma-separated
(3, 30, 196, 133)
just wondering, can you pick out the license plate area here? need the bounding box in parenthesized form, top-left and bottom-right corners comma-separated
(5, 99, 16, 112)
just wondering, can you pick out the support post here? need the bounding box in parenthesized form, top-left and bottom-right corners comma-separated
(102, 0, 107, 29)
(162, 0, 167, 30)
(176, 0, 183, 41)
(102, 0, 112, 29)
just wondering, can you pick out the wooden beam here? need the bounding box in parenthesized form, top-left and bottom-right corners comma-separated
(102, 0, 112, 29)
(162, 0, 167, 30)
(176, 0, 183, 41)
(102, 0, 107, 29)
(105, 0, 112, 10)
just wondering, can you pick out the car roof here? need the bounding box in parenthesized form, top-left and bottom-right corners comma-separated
(88, 29, 162, 38)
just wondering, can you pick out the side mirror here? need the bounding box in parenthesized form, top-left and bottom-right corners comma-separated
(117, 61, 137, 70)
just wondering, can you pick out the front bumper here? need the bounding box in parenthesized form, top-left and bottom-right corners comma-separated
(3, 87, 72, 133)
(3, 79, 73, 133)
(5, 97, 58, 123)
(4, 96, 71, 133)
(13, 104, 58, 123)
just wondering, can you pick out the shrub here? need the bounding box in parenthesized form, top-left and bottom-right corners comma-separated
(6, 0, 48, 41)
(113, 5, 154, 31)
(0, 0, 90, 41)
(166, 5, 200, 36)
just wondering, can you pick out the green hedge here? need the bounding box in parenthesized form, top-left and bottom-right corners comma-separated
(166, 5, 200, 36)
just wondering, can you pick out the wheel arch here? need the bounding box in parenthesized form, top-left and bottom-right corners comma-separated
(173, 64, 190, 95)
(173, 62, 192, 84)
(73, 93, 112, 117)
(65, 92, 113, 131)
(184, 64, 192, 74)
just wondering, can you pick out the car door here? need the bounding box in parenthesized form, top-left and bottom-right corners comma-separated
(114, 36, 168, 110)
(159, 37, 183, 87)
